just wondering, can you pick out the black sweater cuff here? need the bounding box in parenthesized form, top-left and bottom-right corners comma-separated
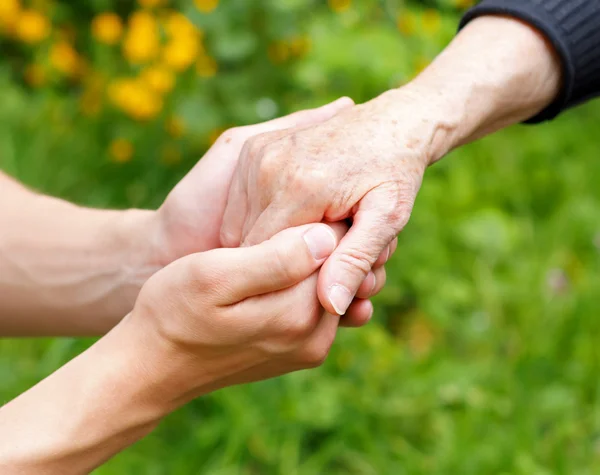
(459, 0, 600, 123)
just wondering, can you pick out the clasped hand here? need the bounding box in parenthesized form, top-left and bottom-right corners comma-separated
(127, 99, 390, 404)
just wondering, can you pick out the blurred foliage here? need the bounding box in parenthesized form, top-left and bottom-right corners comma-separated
(3, 0, 600, 474)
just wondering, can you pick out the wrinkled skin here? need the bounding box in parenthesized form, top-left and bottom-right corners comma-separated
(153, 97, 392, 326)
(221, 89, 438, 316)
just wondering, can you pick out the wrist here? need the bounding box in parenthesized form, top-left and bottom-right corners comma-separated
(105, 209, 165, 313)
(0, 317, 170, 473)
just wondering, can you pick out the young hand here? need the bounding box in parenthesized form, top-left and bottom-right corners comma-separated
(127, 221, 386, 406)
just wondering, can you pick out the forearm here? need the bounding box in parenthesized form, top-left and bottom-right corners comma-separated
(0, 174, 162, 336)
(372, 15, 562, 164)
(0, 317, 174, 474)
(411, 15, 562, 159)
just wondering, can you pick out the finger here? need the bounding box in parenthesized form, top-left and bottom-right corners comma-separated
(355, 266, 386, 299)
(373, 236, 397, 269)
(242, 199, 324, 246)
(220, 168, 247, 248)
(355, 271, 376, 299)
(340, 299, 373, 328)
(369, 266, 387, 297)
(390, 237, 398, 256)
(318, 187, 410, 315)
(215, 223, 345, 301)
(372, 244, 391, 269)
(236, 272, 322, 342)
(296, 311, 341, 367)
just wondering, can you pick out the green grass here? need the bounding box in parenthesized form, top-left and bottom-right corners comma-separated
(3, 2, 600, 473)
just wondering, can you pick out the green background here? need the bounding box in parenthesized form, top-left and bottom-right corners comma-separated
(2, 1, 600, 473)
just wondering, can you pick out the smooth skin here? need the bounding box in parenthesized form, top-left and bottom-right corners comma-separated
(221, 15, 563, 316)
(0, 223, 368, 473)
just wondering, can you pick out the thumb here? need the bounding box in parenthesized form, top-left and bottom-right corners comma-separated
(218, 223, 346, 302)
(317, 189, 411, 315)
(249, 96, 354, 134)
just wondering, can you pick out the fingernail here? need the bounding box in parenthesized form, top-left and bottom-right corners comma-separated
(368, 272, 377, 294)
(329, 284, 353, 316)
(303, 226, 336, 260)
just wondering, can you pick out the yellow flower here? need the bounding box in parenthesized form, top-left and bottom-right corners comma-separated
(109, 78, 163, 121)
(163, 12, 199, 39)
(123, 11, 160, 64)
(0, 0, 21, 33)
(194, 0, 219, 14)
(130, 10, 157, 29)
(397, 12, 416, 36)
(80, 92, 102, 117)
(328, 0, 351, 13)
(165, 116, 185, 138)
(57, 25, 77, 43)
(141, 65, 175, 94)
(50, 41, 81, 77)
(196, 54, 217, 77)
(109, 139, 134, 163)
(163, 34, 201, 71)
(289, 36, 311, 57)
(161, 144, 181, 165)
(23, 63, 46, 87)
(267, 41, 289, 64)
(91, 12, 123, 45)
(407, 313, 436, 359)
(138, 0, 166, 8)
(79, 73, 105, 117)
(15, 9, 50, 44)
(422, 8, 441, 35)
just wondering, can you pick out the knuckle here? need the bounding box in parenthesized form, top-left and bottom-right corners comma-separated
(184, 256, 211, 286)
(247, 132, 273, 155)
(299, 346, 329, 368)
(338, 246, 375, 277)
(219, 227, 239, 248)
(239, 135, 265, 163)
(286, 318, 314, 340)
(287, 167, 323, 197)
(287, 308, 320, 339)
(387, 206, 412, 231)
(377, 183, 415, 230)
(270, 244, 298, 282)
(256, 148, 281, 190)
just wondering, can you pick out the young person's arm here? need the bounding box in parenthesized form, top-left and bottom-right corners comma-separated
(0, 223, 378, 474)
(0, 318, 170, 474)
(0, 174, 159, 336)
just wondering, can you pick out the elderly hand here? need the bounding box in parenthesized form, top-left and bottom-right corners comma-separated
(220, 87, 437, 316)
(220, 14, 564, 317)
(153, 97, 385, 326)
(154, 97, 353, 264)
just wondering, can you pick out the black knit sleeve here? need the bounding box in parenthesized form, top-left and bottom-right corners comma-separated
(459, 0, 600, 123)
